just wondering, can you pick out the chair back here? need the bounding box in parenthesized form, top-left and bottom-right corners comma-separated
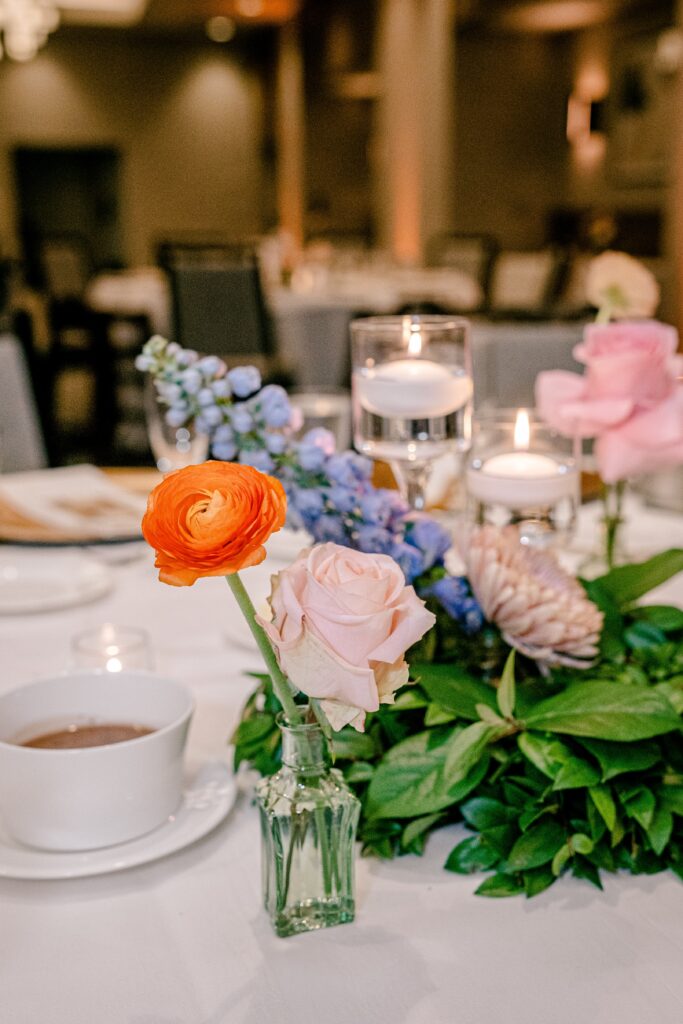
(39, 234, 92, 299)
(168, 250, 273, 358)
(426, 232, 497, 301)
(488, 250, 561, 315)
(0, 334, 47, 471)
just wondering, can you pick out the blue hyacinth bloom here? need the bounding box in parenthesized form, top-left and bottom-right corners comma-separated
(302, 427, 336, 455)
(165, 407, 188, 428)
(197, 387, 215, 407)
(326, 485, 358, 514)
(180, 368, 203, 395)
(257, 385, 292, 428)
(228, 366, 261, 398)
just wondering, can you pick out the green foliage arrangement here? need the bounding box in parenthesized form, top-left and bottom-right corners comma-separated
(233, 549, 683, 898)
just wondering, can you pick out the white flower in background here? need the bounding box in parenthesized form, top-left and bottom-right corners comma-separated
(462, 526, 604, 669)
(585, 250, 660, 320)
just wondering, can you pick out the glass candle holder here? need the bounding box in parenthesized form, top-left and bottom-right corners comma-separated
(290, 387, 352, 452)
(351, 315, 472, 510)
(70, 624, 154, 673)
(466, 408, 580, 547)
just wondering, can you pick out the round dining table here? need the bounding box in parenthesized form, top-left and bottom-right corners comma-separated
(2, 498, 683, 1024)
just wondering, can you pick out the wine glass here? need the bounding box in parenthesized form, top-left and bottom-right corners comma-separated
(351, 315, 472, 509)
(144, 379, 209, 474)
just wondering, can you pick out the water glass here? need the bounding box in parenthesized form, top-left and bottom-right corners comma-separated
(290, 387, 352, 451)
(145, 380, 209, 474)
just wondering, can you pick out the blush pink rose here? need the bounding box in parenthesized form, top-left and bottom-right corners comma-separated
(536, 320, 683, 482)
(258, 543, 435, 731)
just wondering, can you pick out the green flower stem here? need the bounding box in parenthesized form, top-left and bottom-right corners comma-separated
(225, 573, 303, 726)
(602, 480, 625, 571)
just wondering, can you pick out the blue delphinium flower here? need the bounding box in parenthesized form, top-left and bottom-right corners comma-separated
(265, 433, 288, 456)
(228, 366, 261, 398)
(325, 485, 358, 515)
(407, 517, 452, 570)
(310, 516, 348, 544)
(238, 449, 275, 473)
(326, 452, 372, 488)
(255, 385, 292, 428)
(196, 355, 225, 377)
(180, 368, 203, 395)
(212, 439, 238, 461)
(297, 441, 327, 473)
(423, 577, 484, 634)
(294, 488, 325, 525)
(230, 406, 255, 434)
(389, 541, 424, 581)
(165, 407, 188, 428)
(211, 378, 231, 399)
(197, 387, 215, 407)
(356, 525, 394, 554)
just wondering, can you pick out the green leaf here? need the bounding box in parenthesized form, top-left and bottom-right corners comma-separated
(460, 797, 518, 831)
(660, 785, 683, 816)
(619, 785, 656, 830)
(390, 688, 429, 711)
(344, 761, 375, 783)
(572, 857, 603, 890)
(366, 728, 490, 819)
(524, 682, 681, 741)
(424, 703, 457, 727)
(331, 729, 377, 761)
(518, 732, 572, 779)
(445, 835, 499, 874)
(413, 663, 498, 721)
(624, 622, 667, 650)
(475, 873, 525, 898)
(589, 785, 617, 832)
(401, 813, 444, 852)
(591, 549, 683, 608)
(630, 605, 683, 632)
(571, 833, 594, 855)
(553, 757, 601, 791)
(581, 580, 625, 660)
(232, 714, 276, 746)
(551, 843, 571, 877)
(578, 738, 661, 781)
(476, 703, 506, 726)
(505, 820, 566, 871)
(646, 806, 673, 856)
(519, 803, 559, 832)
(444, 721, 502, 778)
(479, 823, 518, 857)
(497, 650, 516, 719)
(524, 866, 557, 897)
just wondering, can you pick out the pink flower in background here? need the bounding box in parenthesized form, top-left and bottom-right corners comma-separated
(536, 320, 683, 482)
(258, 543, 435, 731)
(585, 251, 660, 318)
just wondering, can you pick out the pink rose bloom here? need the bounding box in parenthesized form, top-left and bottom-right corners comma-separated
(536, 320, 683, 482)
(258, 543, 435, 732)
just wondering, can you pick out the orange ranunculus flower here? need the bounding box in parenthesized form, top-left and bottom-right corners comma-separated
(141, 461, 287, 586)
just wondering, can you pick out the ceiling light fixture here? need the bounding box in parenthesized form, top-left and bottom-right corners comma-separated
(0, 0, 60, 61)
(235, 0, 264, 18)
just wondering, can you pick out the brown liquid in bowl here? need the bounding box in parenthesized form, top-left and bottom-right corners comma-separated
(22, 723, 154, 749)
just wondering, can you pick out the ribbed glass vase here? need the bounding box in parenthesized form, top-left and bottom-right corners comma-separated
(255, 715, 361, 938)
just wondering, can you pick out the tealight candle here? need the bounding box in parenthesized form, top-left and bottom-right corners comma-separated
(356, 359, 472, 419)
(466, 409, 579, 508)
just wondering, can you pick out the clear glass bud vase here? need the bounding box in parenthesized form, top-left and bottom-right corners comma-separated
(255, 716, 361, 938)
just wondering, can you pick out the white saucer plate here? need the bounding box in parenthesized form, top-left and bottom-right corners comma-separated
(0, 551, 113, 614)
(0, 761, 237, 880)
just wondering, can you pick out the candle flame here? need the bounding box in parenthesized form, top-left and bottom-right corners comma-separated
(403, 317, 423, 356)
(514, 409, 530, 450)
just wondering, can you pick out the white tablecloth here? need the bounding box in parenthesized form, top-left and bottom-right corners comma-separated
(3, 503, 683, 1024)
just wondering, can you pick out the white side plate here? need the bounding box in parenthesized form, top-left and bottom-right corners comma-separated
(0, 551, 113, 614)
(0, 761, 237, 880)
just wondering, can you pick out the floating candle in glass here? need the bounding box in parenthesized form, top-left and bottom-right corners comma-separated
(466, 408, 579, 547)
(352, 315, 472, 510)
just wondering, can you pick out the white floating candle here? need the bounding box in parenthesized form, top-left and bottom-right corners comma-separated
(355, 359, 472, 419)
(467, 450, 578, 507)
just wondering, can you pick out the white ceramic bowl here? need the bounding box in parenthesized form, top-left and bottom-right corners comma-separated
(0, 671, 194, 852)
